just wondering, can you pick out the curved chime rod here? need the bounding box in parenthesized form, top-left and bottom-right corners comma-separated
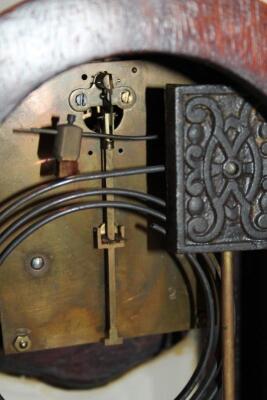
(0, 188, 166, 246)
(175, 254, 220, 400)
(0, 158, 223, 398)
(0, 189, 222, 399)
(0, 165, 165, 224)
(0, 201, 167, 266)
(0, 166, 167, 264)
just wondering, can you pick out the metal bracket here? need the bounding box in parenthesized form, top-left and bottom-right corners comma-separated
(96, 223, 125, 249)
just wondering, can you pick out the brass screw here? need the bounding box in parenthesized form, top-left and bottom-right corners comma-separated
(120, 90, 133, 105)
(14, 335, 32, 352)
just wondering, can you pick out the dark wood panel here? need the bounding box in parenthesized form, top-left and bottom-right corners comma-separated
(1, 0, 267, 122)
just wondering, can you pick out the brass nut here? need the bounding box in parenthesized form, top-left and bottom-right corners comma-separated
(14, 335, 32, 352)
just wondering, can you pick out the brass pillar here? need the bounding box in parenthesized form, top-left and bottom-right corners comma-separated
(222, 251, 236, 400)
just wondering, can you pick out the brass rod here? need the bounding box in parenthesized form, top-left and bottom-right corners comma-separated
(103, 111, 122, 345)
(222, 251, 236, 400)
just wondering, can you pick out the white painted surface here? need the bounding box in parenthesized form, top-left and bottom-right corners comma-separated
(0, 331, 198, 400)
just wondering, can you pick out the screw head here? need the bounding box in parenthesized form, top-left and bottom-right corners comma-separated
(14, 335, 32, 352)
(121, 90, 133, 104)
(31, 256, 45, 270)
(26, 253, 49, 276)
(75, 93, 87, 107)
(224, 160, 240, 177)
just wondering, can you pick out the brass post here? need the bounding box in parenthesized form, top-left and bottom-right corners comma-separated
(222, 251, 235, 400)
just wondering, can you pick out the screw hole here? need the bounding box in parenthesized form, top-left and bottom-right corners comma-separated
(88, 150, 94, 156)
(81, 74, 88, 80)
(131, 67, 137, 74)
(118, 148, 124, 154)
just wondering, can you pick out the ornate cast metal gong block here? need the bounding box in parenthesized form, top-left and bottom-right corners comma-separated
(166, 85, 267, 253)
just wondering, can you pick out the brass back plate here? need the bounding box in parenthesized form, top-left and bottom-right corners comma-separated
(0, 60, 196, 353)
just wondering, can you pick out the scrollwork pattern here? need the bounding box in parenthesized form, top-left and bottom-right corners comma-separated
(183, 93, 267, 245)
